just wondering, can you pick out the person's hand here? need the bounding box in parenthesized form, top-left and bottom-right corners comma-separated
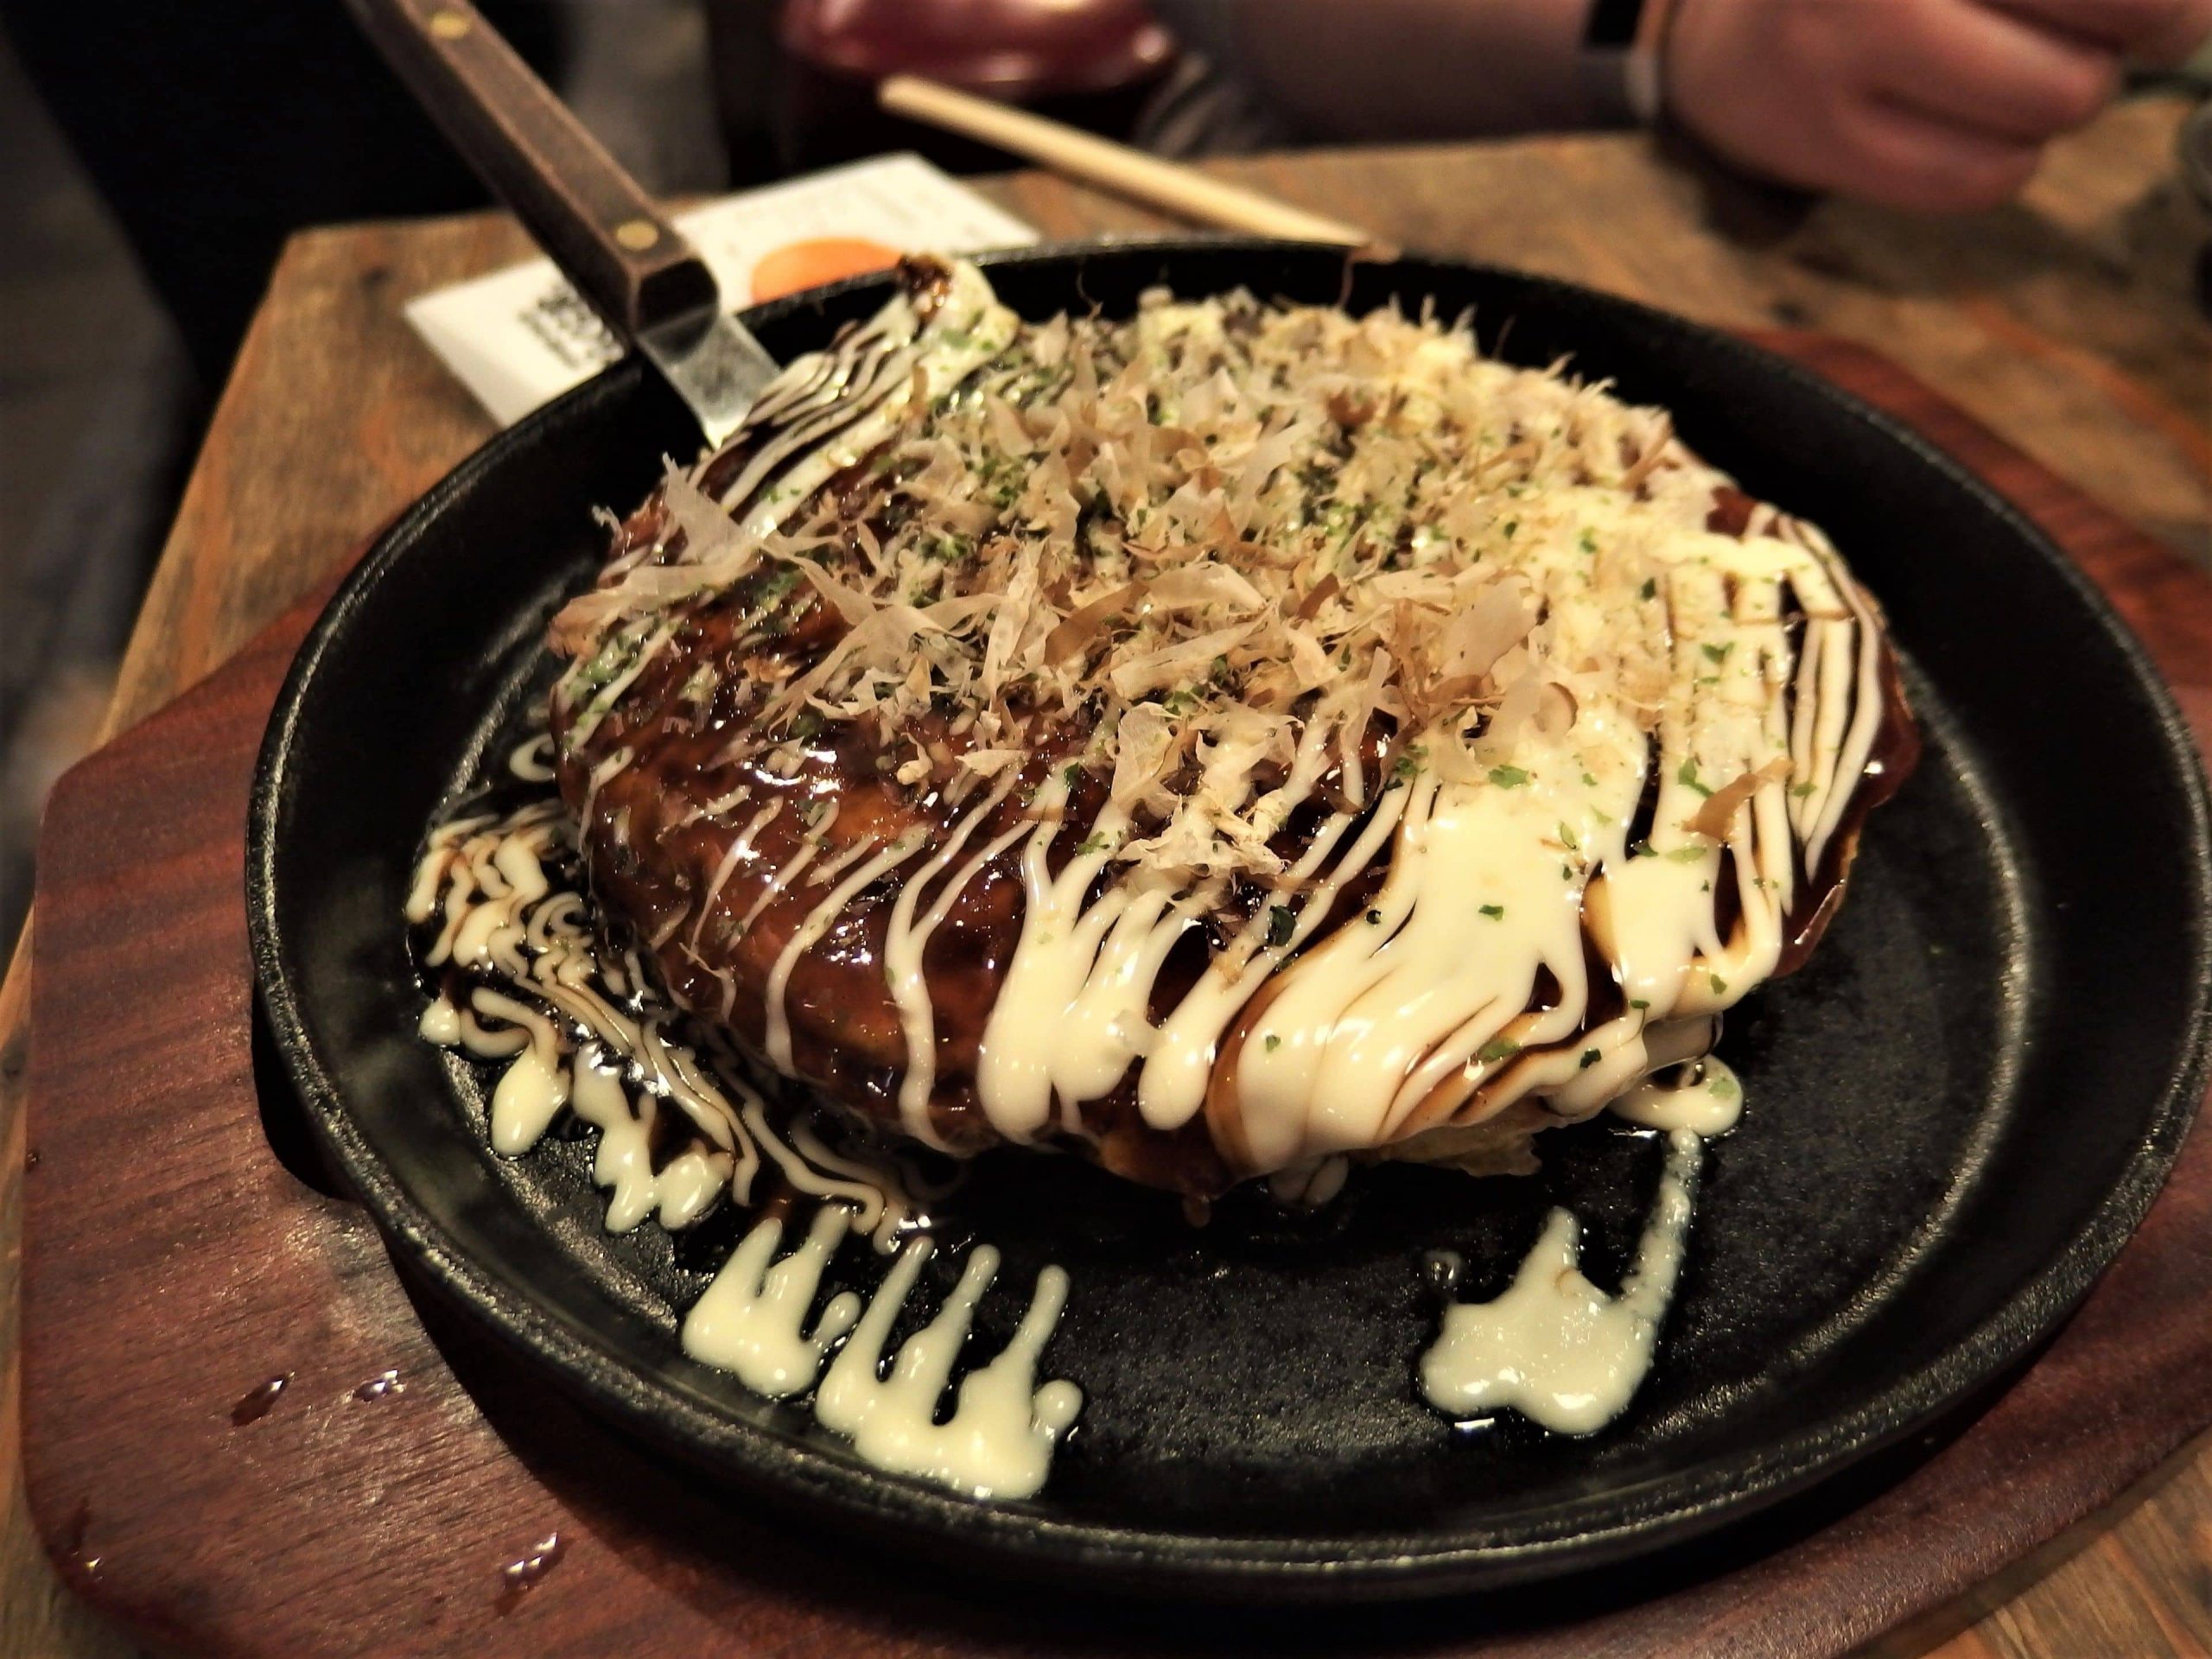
(1665, 0, 2212, 213)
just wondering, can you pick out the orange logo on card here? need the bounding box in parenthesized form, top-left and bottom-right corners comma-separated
(750, 238, 902, 302)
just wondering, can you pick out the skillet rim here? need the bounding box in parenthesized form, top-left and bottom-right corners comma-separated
(246, 237, 2212, 1599)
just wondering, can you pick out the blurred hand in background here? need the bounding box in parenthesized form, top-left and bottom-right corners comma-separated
(1166, 0, 2212, 212)
(1668, 0, 2212, 212)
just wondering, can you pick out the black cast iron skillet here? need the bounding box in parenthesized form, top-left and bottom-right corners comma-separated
(249, 239, 2212, 1600)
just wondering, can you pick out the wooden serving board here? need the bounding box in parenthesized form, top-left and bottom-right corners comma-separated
(22, 339, 2212, 1658)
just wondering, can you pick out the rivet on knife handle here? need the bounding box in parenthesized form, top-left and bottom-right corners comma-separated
(343, 0, 716, 338)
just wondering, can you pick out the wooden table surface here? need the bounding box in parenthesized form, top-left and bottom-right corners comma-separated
(4, 99, 2209, 1658)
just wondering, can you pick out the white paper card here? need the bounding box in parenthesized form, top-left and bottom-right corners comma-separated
(404, 154, 1038, 427)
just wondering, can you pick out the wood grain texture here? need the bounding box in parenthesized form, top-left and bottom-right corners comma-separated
(3, 97, 2208, 1658)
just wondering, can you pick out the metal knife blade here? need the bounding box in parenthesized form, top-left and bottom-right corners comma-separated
(345, 0, 781, 452)
(638, 304, 782, 452)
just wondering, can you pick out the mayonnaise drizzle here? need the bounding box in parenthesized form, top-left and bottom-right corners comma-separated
(739, 811, 830, 938)
(765, 830, 919, 1071)
(690, 799, 782, 953)
(682, 1205, 863, 1395)
(508, 734, 557, 782)
(569, 1044, 729, 1230)
(1612, 1057, 1744, 1135)
(882, 778, 1027, 1146)
(409, 793, 925, 1247)
(681, 1205, 1083, 1499)
(416, 792, 1090, 1499)
(1421, 1127, 1701, 1434)
(815, 1235, 1083, 1499)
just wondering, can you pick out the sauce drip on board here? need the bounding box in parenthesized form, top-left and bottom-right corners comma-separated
(229, 1375, 289, 1427)
(494, 1532, 568, 1615)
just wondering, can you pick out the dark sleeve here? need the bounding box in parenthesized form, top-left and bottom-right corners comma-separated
(1135, 0, 1306, 156)
(1149, 0, 1245, 68)
(0, 0, 567, 380)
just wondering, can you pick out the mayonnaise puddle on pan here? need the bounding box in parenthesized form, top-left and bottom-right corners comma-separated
(407, 256, 1916, 1499)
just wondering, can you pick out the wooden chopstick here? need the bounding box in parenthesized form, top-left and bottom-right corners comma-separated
(878, 74, 1388, 251)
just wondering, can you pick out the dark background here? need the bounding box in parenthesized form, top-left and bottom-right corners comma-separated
(0, 0, 734, 950)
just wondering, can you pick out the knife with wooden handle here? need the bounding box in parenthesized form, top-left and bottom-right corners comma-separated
(344, 0, 779, 445)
